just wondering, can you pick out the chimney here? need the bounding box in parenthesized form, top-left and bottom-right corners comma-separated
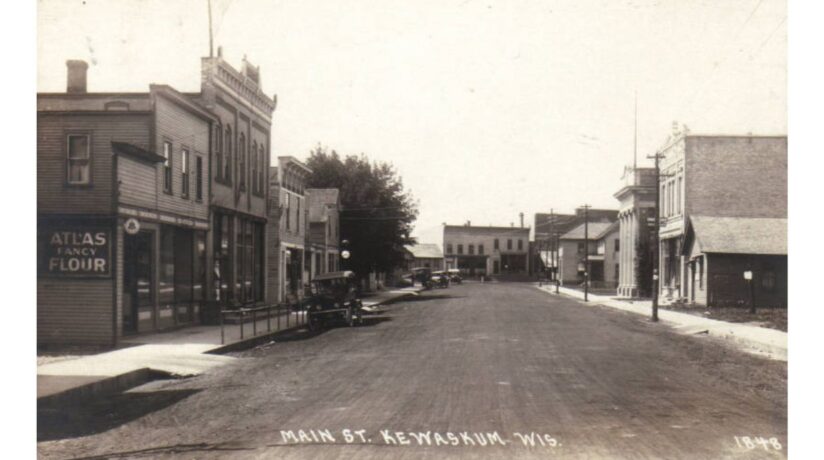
(66, 60, 88, 93)
(519, 212, 524, 228)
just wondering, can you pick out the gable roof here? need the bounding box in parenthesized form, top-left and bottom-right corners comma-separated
(559, 222, 615, 241)
(405, 243, 444, 259)
(689, 215, 787, 255)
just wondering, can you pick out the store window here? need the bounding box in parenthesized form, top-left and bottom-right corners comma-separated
(159, 227, 175, 305)
(67, 134, 90, 185)
(162, 141, 172, 194)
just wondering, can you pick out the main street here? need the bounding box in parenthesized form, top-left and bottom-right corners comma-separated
(38, 282, 787, 459)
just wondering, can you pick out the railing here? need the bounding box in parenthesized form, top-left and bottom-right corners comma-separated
(218, 302, 307, 345)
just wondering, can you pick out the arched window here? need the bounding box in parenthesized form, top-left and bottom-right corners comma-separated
(224, 125, 232, 183)
(215, 125, 223, 181)
(251, 140, 258, 193)
(239, 133, 246, 189)
(259, 144, 265, 193)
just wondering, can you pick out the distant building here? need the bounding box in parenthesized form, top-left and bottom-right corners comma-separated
(443, 223, 530, 277)
(267, 157, 312, 303)
(404, 244, 445, 271)
(306, 188, 341, 278)
(557, 221, 619, 288)
(533, 208, 617, 280)
(655, 128, 787, 307)
(614, 166, 657, 297)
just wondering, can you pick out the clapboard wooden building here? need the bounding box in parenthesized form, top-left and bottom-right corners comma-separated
(38, 61, 215, 345)
(37, 53, 277, 346)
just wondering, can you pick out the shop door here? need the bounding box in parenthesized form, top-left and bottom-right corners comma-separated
(123, 232, 153, 334)
(174, 228, 194, 324)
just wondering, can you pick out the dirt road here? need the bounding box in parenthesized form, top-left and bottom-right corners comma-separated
(38, 282, 787, 459)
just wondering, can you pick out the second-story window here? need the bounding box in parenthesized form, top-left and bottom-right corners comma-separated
(251, 141, 258, 194)
(239, 133, 247, 190)
(162, 141, 172, 193)
(457, 244, 464, 255)
(614, 238, 620, 252)
(224, 125, 232, 183)
(676, 176, 682, 215)
(215, 125, 223, 182)
(468, 244, 475, 255)
(447, 243, 453, 254)
(507, 239, 513, 250)
(296, 197, 301, 233)
(661, 183, 667, 217)
(67, 134, 90, 185)
(478, 244, 484, 255)
(181, 149, 190, 198)
(517, 239, 523, 250)
(494, 239, 499, 250)
(195, 156, 203, 201)
(259, 145, 265, 194)
(285, 193, 291, 230)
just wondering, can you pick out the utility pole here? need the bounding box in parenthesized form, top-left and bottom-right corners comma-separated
(647, 152, 662, 322)
(583, 205, 590, 302)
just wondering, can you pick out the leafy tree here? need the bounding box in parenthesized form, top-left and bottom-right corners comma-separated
(305, 145, 418, 278)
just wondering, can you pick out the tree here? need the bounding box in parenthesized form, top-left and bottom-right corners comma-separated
(305, 145, 418, 278)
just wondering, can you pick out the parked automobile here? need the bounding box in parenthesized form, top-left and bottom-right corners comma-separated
(411, 267, 434, 290)
(305, 271, 363, 330)
(447, 268, 463, 284)
(431, 270, 450, 288)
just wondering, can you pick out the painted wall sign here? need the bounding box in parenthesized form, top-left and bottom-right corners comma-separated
(41, 227, 112, 277)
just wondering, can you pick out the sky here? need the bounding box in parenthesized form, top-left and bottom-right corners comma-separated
(37, 0, 787, 246)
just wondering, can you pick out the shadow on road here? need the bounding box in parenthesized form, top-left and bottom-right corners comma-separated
(38, 388, 202, 442)
(402, 294, 465, 302)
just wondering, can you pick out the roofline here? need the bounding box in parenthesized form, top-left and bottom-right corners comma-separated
(37, 92, 151, 98)
(444, 225, 530, 231)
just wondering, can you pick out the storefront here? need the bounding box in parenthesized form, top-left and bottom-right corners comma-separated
(212, 210, 266, 308)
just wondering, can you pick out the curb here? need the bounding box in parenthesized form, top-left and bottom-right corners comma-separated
(535, 284, 787, 361)
(37, 368, 163, 407)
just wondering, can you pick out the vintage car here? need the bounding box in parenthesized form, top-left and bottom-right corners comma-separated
(306, 271, 363, 330)
(447, 268, 463, 284)
(431, 270, 450, 288)
(411, 267, 434, 289)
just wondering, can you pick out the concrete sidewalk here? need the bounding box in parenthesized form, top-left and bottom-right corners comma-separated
(38, 286, 423, 405)
(535, 284, 787, 361)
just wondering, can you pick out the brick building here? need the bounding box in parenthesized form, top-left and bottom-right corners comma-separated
(267, 157, 312, 303)
(614, 166, 656, 297)
(654, 128, 787, 307)
(38, 61, 215, 345)
(193, 51, 275, 310)
(443, 223, 530, 277)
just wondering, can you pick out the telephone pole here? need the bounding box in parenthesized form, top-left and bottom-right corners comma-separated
(583, 205, 590, 302)
(548, 208, 554, 281)
(647, 152, 662, 322)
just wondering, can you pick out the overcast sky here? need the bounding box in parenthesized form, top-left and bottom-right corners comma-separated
(38, 0, 786, 245)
